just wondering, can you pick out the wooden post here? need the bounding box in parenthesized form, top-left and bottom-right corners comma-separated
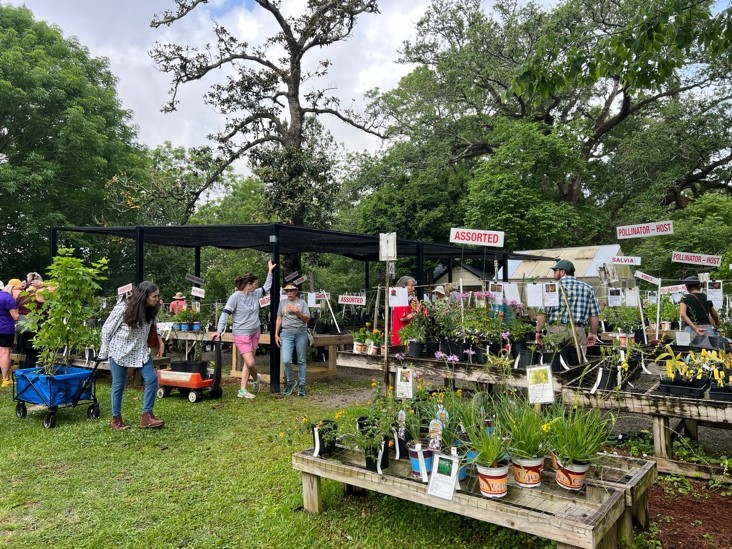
(652, 415, 670, 458)
(301, 472, 322, 513)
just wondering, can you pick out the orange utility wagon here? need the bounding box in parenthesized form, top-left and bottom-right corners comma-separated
(156, 340, 223, 403)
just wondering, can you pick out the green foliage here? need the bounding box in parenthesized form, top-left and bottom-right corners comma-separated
(496, 396, 547, 460)
(546, 403, 615, 465)
(25, 248, 108, 373)
(0, 5, 143, 278)
(601, 305, 642, 332)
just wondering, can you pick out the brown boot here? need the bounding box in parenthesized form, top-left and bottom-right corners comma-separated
(111, 416, 130, 431)
(140, 412, 164, 429)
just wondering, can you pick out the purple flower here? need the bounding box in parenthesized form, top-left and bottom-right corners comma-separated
(395, 352, 407, 361)
(501, 331, 511, 340)
(434, 351, 446, 360)
(464, 348, 475, 356)
(447, 354, 460, 363)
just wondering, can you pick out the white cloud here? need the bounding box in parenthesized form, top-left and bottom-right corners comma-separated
(4, 0, 432, 165)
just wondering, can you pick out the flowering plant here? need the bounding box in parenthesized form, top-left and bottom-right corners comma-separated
(351, 323, 373, 343)
(496, 395, 547, 460)
(545, 403, 615, 465)
(364, 327, 384, 347)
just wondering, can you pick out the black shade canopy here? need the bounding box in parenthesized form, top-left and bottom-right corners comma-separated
(53, 223, 553, 263)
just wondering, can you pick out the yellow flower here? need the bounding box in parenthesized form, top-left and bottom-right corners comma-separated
(541, 423, 551, 433)
(301, 417, 308, 424)
(621, 360, 629, 372)
(456, 389, 462, 397)
(279, 431, 285, 438)
(335, 411, 345, 421)
(388, 440, 394, 448)
(371, 380, 379, 388)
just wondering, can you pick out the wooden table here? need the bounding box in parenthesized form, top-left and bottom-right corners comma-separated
(563, 369, 732, 481)
(292, 446, 655, 549)
(336, 351, 587, 391)
(164, 329, 352, 382)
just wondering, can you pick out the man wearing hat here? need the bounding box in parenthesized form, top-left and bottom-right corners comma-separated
(680, 275, 719, 336)
(535, 259, 601, 353)
(169, 292, 187, 315)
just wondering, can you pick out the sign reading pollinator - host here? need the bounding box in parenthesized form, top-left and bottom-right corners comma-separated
(671, 251, 722, 267)
(449, 227, 504, 247)
(616, 221, 673, 239)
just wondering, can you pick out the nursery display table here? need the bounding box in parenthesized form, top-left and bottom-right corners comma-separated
(164, 330, 352, 382)
(292, 447, 655, 549)
(563, 370, 732, 480)
(336, 351, 586, 391)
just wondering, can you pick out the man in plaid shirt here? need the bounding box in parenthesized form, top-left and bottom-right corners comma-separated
(535, 259, 601, 353)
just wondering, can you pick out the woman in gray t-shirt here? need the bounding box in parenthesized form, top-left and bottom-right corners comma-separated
(212, 259, 276, 399)
(275, 283, 310, 396)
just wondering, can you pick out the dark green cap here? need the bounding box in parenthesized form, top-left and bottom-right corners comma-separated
(551, 259, 575, 271)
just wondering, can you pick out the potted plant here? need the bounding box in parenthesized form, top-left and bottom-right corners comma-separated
(351, 324, 370, 353)
(656, 344, 710, 397)
(496, 395, 546, 488)
(341, 397, 396, 474)
(398, 317, 425, 358)
(364, 328, 383, 355)
(23, 249, 108, 373)
(15, 249, 108, 427)
(546, 404, 615, 491)
(465, 414, 509, 498)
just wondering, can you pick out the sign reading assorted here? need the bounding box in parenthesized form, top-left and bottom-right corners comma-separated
(671, 251, 722, 267)
(611, 256, 641, 266)
(634, 271, 661, 286)
(117, 283, 133, 295)
(293, 275, 308, 286)
(616, 221, 673, 239)
(338, 294, 366, 306)
(449, 227, 505, 247)
(185, 273, 206, 286)
(190, 287, 205, 298)
(284, 271, 300, 283)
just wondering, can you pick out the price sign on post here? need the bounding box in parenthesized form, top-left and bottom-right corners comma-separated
(190, 287, 205, 298)
(379, 232, 397, 261)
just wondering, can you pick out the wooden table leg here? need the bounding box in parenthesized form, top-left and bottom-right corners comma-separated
(328, 344, 337, 377)
(632, 489, 650, 530)
(301, 472, 322, 513)
(652, 416, 670, 458)
(682, 418, 699, 441)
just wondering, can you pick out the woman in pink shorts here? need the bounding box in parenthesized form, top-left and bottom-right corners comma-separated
(212, 259, 276, 399)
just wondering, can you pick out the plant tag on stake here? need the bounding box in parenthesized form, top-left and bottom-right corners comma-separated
(527, 365, 554, 404)
(396, 367, 414, 399)
(427, 453, 459, 500)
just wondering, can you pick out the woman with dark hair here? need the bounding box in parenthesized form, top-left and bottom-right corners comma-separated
(680, 275, 720, 336)
(100, 281, 164, 430)
(212, 259, 276, 399)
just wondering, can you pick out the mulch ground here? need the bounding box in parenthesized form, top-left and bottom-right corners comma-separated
(649, 477, 732, 548)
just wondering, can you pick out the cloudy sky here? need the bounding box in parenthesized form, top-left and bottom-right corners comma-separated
(4, 0, 433, 165)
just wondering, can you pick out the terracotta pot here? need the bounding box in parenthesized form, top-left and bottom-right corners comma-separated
(511, 456, 544, 488)
(476, 463, 509, 498)
(555, 458, 590, 491)
(353, 342, 366, 354)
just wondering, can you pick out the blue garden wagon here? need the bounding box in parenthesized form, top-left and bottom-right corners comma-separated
(13, 363, 101, 428)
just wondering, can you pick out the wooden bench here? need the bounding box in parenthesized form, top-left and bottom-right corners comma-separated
(292, 447, 655, 548)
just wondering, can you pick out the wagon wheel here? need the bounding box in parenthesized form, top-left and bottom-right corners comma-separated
(208, 387, 223, 399)
(188, 390, 202, 403)
(87, 404, 101, 420)
(15, 402, 27, 419)
(43, 413, 57, 429)
(157, 386, 172, 398)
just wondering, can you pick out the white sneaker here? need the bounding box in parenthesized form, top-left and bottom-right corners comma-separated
(237, 389, 255, 399)
(251, 374, 262, 393)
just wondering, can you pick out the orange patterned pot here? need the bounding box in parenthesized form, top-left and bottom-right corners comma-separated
(555, 458, 590, 491)
(511, 456, 544, 488)
(476, 463, 509, 498)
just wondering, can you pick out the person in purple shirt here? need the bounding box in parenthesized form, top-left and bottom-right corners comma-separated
(0, 290, 19, 388)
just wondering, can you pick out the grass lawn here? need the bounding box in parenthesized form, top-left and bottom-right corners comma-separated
(0, 372, 556, 548)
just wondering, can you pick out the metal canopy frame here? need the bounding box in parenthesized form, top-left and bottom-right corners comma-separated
(51, 223, 555, 391)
